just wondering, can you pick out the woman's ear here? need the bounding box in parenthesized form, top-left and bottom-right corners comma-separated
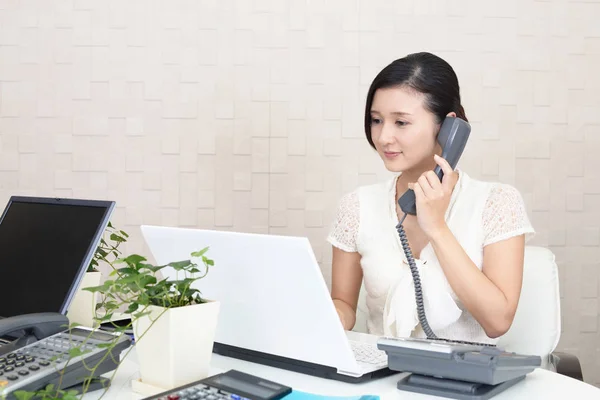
(446, 111, 457, 118)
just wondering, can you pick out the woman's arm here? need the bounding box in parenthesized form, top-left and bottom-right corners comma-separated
(327, 190, 363, 331)
(331, 247, 363, 331)
(428, 227, 525, 338)
(410, 154, 529, 338)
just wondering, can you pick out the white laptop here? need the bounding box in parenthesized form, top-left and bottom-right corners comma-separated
(140, 225, 394, 383)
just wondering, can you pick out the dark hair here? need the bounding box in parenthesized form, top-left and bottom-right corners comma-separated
(364, 52, 468, 149)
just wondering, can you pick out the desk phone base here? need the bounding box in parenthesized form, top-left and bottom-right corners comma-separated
(397, 374, 525, 400)
(0, 327, 131, 399)
(377, 337, 542, 400)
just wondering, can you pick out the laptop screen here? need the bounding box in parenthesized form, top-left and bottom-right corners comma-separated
(0, 197, 114, 318)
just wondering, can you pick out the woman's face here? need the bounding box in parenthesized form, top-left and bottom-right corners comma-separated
(369, 86, 441, 173)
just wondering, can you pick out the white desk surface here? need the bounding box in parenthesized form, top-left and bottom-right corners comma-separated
(90, 348, 600, 400)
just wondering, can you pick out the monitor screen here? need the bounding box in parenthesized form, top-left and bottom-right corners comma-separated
(0, 197, 114, 318)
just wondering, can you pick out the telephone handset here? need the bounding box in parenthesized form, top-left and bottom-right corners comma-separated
(398, 117, 471, 216)
(0, 312, 69, 356)
(395, 116, 471, 339)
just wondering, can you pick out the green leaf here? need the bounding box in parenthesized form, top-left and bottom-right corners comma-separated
(68, 347, 90, 358)
(83, 283, 111, 293)
(138, 263, 164, 273)
(138, 274, 157, 287)
(13, 391, 36, 400)
(168, 260, 193, 270)
(123, 254, 147, 264)
(98, 313, 114, 322)
(62, 392, 79, 400)
(191, 247, 209, 257)
(116, 267, 138, 275)
(126, 302, 139, 314)
(110, 233, 126, 242)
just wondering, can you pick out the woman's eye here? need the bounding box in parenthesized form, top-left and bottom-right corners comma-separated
(371, 118, 381, 125)
(396, 120, 407, 126)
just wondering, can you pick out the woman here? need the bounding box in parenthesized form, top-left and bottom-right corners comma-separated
(328, 52, 535, 344)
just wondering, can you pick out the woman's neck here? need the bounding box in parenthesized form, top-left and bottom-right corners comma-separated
(395, 160, 438, 199)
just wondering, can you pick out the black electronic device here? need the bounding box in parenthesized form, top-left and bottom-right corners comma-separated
(0, 327, 132, 399)
(0, 313, 69, 357)
(0, 196, 114, 351)
(378, 337, 541, 400)
(398, 116, 470, 218)
(142, 369, 292, 400)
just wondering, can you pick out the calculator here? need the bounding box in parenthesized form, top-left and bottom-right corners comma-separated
(0, 327, 132, 399)
(142, 370, 292, 400)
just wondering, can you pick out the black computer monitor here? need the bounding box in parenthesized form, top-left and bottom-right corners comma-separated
(0, 196, 115, 318)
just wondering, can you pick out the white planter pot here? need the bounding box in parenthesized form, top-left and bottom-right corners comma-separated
(66, 271, 102, 328)
(132, 301, 220, 392)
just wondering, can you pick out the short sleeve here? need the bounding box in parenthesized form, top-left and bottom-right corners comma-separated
(482, 184, 535, 247)
(326, 190, 360, 252)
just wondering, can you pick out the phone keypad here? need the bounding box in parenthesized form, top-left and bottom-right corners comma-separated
(0, 332, 98, 390)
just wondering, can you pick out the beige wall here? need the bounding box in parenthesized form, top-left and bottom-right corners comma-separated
(0, 0, 599, 385)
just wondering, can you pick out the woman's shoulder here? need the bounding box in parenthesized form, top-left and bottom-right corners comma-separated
(327, 176, 397, 252)
(458, 171, 535, 245)
(459, 171, 527, 204)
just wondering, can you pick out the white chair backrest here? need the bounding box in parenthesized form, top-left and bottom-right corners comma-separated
(353, 246, 561, 357)
(497, 246, 561, 356)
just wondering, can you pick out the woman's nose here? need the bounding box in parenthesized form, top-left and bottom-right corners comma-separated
(378, 122, 395, 145)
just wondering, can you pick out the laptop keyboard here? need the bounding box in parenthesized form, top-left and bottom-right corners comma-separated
(350, 341, 387, 365)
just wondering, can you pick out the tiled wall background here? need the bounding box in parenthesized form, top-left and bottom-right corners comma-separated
(0, 0, 599, 385)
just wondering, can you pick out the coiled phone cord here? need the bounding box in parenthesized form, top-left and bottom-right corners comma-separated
(396, 212, 438, 339)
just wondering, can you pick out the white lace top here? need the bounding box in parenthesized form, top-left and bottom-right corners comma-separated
(327, 169, 535, 344)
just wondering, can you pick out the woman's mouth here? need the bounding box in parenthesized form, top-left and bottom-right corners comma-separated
(383, 151, 402, 159)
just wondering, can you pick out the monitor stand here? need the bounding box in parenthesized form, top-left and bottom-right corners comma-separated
(397, 373, 525, 400)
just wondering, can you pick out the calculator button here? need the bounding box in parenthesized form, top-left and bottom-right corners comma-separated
(16, 355, 25, 361)
(6, 375, 18, 381)
(0, 358, 5, 363)
(4, 367, 14, 372)
(29, 365, 40, 371)
(0, 364, 5, 370)
(25, 357, 34, 363)
(6, 360, 15, 365)
(18, 371, 29, 376)
(15, 362, 24, 368)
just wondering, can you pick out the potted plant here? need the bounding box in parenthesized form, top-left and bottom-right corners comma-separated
(11, 244, 218, 400)
(88, 246, 220, 395)
(66, 222, 129, 328)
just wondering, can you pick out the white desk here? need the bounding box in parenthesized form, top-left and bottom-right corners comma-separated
(95, 349, 600, 400)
